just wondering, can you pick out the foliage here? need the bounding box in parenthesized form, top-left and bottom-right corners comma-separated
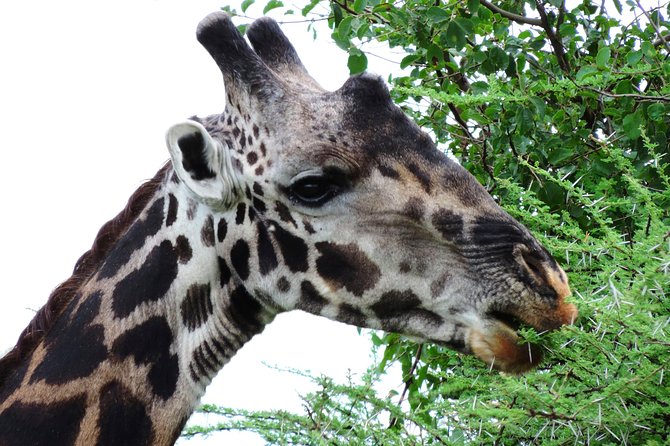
(188, 0, 670, 444)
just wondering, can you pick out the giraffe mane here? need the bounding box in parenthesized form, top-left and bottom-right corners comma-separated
(0, 163, 172, 387)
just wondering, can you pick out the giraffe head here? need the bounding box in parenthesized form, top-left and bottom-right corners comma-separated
(167, 13, 577, 374)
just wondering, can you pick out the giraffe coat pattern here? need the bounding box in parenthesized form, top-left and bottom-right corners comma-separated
(0, 12, 577, 446)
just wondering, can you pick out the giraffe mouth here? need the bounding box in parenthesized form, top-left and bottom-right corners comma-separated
(465, 311, 544, 374)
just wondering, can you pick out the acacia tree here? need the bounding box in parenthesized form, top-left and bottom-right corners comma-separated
(184, 1, 670, 444)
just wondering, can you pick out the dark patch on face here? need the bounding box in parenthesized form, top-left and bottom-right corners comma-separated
(0, 359, 28, 402)
(315, 242, 381, 297)
(217, 219, 228, 243)
(99, 197, 165, 279)
(201, 215, 215, 247)
(248, 135, 253, 146)
(247, 151, 258, 165)
(370, 290, 421, 319)
(181, 283, 214, 331)
(30, 291, 107, 385)
(271, 221, 309, 273)
(97, 380, 153, 446)
(231, 239, 251, 281)
(296, 281, 328, 314)
(407, 162, 432, 193)
(257, 222, 278, 276)
(111, 316, 179, 400)
(274, 201, 298, 228)
(189, 340, 225, 382)
(253, 182, 264, 196)
(187, 199, 198, 220)
(401, 197, 426, 221)
(378, 164, 400, 179)
(227, 286, 264, 334)
(252, 197, 267, 214)
(235, 203, 246, 225)
(232, 127, 240, 138)
(0, 396, 86, 446)
(166, 193, 178, 227)
(338, 304, 367, 327)
(431, 270, 452, 298)
(175, 235, 193, 263)
(277, 276, 290, 292)
(233, 158, 244, 175)
(253, 124, 260, 139)
(255, 165, 265, 176)
(371, 290, 444, 331)
(239, 133, 247, 149)
(399, 261, 411, 273)
(431, 208, 464, 242)
(178, 132, 216, 180)
(112, 240, 179, 319)
(260, 142, 267, 156)
(303, 220, 316, 234)
(218, 256, 232, 287)
(248, 205, 257, 222)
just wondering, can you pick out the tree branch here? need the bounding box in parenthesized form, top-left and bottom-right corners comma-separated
(479, 0, 542, 26)
(388, 344, 423, 429)
(535, 0, 571, 74)
(635, 0, 670, 54)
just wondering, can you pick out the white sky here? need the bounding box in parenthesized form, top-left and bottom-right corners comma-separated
(0, 1, 402, 444)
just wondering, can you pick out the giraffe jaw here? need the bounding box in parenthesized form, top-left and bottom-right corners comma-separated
(467, 317, 543, 374)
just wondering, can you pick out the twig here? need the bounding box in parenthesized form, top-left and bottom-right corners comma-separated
(635, 0, 670, 54)
(479, 0, 542, 26)
(388, 344, 423, 429)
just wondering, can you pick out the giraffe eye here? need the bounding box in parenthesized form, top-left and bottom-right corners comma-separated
(288, 175, 344, 207)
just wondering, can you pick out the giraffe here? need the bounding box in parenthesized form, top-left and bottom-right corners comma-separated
(0, 12, 577, 446)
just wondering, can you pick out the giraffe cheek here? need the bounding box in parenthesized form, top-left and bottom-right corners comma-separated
(467, 322, 543, 374)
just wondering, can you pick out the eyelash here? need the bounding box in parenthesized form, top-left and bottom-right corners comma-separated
(287, 173, 348, 207)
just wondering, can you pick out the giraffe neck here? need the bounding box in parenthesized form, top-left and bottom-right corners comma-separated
(0, 172, 275, 446)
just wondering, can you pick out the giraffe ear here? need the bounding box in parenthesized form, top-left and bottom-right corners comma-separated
(166, 120, 241, 209)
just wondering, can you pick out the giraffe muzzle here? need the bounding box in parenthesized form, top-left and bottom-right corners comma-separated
(467, 299, 577, 374)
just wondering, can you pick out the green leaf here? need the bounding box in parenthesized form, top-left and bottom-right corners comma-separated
(515, 106, 535, 134)
(332, 2, 343, 26)
(470, 81, 489, 94)
(596, 47, 611, 69)
(241, 0, 255, 13)
(622, 111, 643, 139)
(647, 103, 666, 121)
(338, 16, 353, 38)
(352, 0, 368, 13)
(625, 50, 643, 66)
(575, 65, 598, 81)
(442, 19, 467, 50)
(529, 96, 546, 117)
(548, 147, 573, 164)
(400, 53, 422, 69)
(301, 0, 320, 16)
(467, 0, 479, 13)
(262, 0, 283, 14)
(348, 49, 368, 74)
(426, 6, 450, 24)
